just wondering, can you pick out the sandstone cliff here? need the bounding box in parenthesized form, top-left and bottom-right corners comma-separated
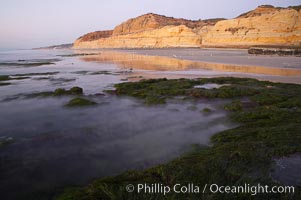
(74, 13, 221, 49)
(74, 25, 202, 48)
(73, 5, 301, 49)
(202, 5, 301, 47)
(112, 13, 222, 35)
(76, 30, 113, 42)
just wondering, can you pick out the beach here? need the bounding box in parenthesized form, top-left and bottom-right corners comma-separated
(0, 48, 300, 199)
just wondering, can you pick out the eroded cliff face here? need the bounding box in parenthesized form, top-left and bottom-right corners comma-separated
(76, 30, 113, 43)
(73, 5, 301, 49)
(112, 13, 221, 35)
(202, 6, 301, 47)
(74, 25, 202, 48)
(73, 13, 220, 49)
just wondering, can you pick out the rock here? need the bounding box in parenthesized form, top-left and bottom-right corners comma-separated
(73, 13, 222, 49)
(74, 25, 202, 48)
(31, 87, 84, 97)
(0, 75, 10, 81)
(202, 6, 301, 48)
(53, 87, 83, 96)
(248, 46, 301, 56)
(69, 87, 84, 95)
(112, 13, 219, 35)
(54, 88, 67, 95)
(75, 30, 113, 43)
(202, 108, 212, 113)
(73, 5, 301, 49)
(65, 97, 97, 107)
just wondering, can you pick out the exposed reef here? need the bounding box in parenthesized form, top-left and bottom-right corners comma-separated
(29, 87, 83, 97)
(248, 46, 301, 56)
(0, 59, 61, 67)
(0, 75, 29, 81)
(1, 86, 100, 108)
(56, 77, 301, 200)
(65, 97, 97, 107)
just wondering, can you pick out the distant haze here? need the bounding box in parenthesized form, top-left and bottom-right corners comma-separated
(0, 0, 300, 49)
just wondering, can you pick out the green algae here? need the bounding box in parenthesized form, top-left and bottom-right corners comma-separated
(65, 97, 97, 107)
(224, 100, 243, 111)
(0, 59, 60, 67)
(54, 77, 301, 200)
(12, 72, 59, 76)
(0, 75, 29, 82)
(0, 75, 10, 81)
(202, 107, 212, 113)
(29, 87, 83, 98)
(0, 82, 11, 86)
(112, 77, 265, 104)
(0, 75, 29, 86)
(1, 87, 85, 102)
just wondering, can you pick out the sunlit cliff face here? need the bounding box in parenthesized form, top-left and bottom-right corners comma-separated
(74, 6, 301, 49)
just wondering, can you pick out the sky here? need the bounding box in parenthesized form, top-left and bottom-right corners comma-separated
(0, 0, 300, 49)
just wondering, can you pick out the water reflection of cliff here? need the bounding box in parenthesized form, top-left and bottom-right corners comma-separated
(81, 51, 301, 76)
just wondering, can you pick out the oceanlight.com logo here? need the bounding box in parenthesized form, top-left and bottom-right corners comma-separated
(125, 183, 295, 196)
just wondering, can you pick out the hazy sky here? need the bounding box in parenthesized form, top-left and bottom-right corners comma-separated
(0, 0, 300, 49)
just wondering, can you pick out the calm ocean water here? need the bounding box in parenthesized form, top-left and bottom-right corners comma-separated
(0, 49, 235, 199)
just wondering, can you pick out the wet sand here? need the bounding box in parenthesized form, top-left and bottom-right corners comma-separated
(120, 48, 301, 69)
(78, 49, 301, 84)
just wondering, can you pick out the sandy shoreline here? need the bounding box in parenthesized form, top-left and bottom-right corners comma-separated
(118, 48, 301, 69)
(76, 48, 301, 84)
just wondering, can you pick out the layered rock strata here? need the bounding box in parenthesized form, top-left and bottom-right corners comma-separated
(74, 5, 301, 49)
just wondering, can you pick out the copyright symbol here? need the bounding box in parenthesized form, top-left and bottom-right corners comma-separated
(126, 184, 135, 192)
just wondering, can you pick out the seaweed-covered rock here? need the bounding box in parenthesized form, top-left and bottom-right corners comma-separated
(55, 77, 301, 200)
(54, 88, 67, 96)
(0, 75, 10, 81)
(202, 108, 212, 113)
(69, 87, 83, 95)
(34, 87, 84, 97)
(0, 75, 29, 82)
(65, 97, 97, 107)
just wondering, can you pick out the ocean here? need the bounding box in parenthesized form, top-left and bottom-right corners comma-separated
(0, 49, 236, 199)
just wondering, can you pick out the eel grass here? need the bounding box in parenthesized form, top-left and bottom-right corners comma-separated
(56, 77, 301, 200)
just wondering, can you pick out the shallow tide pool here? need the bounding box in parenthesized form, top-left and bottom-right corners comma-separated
(1, 49, 300, 199)
(0, 49, 237, 199)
